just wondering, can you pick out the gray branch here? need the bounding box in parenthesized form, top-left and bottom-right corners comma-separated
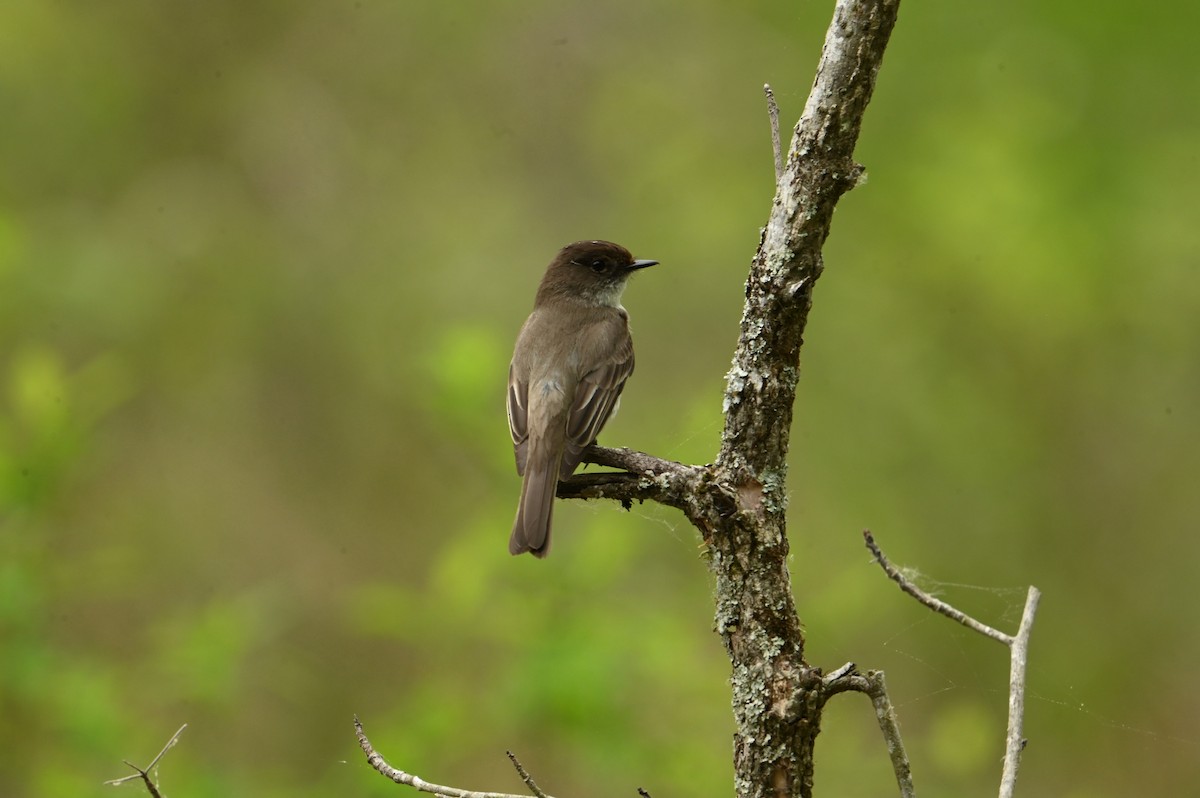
(506, 751, 550, 798)
(1000, 587, 1041, 798)
(864, 531, 1041, 798)
(356, 717, 553, 798)
(823, 666, 914, 798)
(864, 529, 1013, 644)
(765, 83, 783, 183)
(561, 3, 903, 797)
(104, 724, 188, 797)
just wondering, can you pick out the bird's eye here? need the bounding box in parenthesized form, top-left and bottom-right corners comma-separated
(589, 259, 606, 273)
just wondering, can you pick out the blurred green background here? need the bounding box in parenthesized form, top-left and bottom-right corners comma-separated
(2, 1, 1197, 796)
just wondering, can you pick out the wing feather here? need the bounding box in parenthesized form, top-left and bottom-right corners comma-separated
(560, 322, 635, 476)
(507, 364, 530, 475)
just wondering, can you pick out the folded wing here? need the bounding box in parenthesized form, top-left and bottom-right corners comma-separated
(560, 320, 635, 477)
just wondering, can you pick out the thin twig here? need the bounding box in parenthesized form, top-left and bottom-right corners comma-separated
(863, 530, 1042, 797)
(862, 671, 914, 798)
(355, 716, 550, 798)
(105, 723, 188, 797)
(506, 751, 549, 798)
(823, 668, 914, 798)
(999, 586, 1040, 798)
(764, 83, 783, 183)
(863, 529, 1012, 644)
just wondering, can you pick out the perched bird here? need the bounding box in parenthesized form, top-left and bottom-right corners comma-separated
(507, 240, 658, 557)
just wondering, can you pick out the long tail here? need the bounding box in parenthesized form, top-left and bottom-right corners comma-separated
(509, 463, 556, 558)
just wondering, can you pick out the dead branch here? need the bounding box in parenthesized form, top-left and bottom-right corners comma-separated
(104, 724, 188, 797)
(355, 716, 553, 798)
(863, 530, 1041, 798)
(506, 751, 549, 798)
(864, 529, 1013, 644)
(765, 83, 783, 183)
(823, 666, 914, 797)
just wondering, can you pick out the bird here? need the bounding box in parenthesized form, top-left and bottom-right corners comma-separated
(506, 240, 658, 557)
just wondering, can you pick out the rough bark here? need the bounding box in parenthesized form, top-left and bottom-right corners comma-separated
(710, 7, 899, 796)
(566, 2, 902, 796)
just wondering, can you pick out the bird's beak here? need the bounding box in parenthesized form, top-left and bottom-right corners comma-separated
(628, 259, 659, 271)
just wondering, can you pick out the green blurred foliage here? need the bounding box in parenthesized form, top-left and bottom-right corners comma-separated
(1, 0, 1197, 796)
